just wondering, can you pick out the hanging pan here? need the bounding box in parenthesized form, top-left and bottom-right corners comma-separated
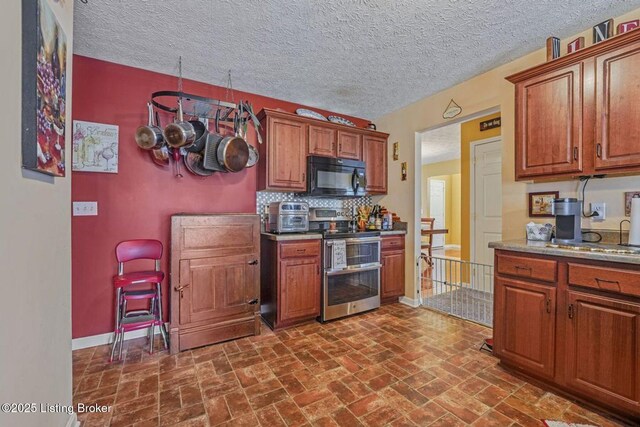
(163, 99, 196, 149)
(149, 112, 169, 166)
(135, 102, 164, 150)
(186, 118, 207, 153)
(184, 151, 213, 176)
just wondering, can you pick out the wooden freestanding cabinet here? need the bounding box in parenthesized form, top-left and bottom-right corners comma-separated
(170, 214, 261, 353)
(494, 250, 640, 423)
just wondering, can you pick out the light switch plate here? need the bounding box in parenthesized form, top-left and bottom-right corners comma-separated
(591, 202, 605, 220)
(73, 201, 98, 216)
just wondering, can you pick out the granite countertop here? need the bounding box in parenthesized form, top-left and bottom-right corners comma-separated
(380, 230, 407, 236)
(261, 232, 322, 241)
(489, 239, 640, 265)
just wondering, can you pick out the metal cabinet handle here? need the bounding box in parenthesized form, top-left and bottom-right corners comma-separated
(174, 283, 190, 298)
(546, 298, 551, 314)
(596, 143, 602, 158)
(248, 259, 259, 265)
(595, 277, 619, 285)
(515, 265, 532, 272)
(573, 146, 578, 161)
(568, 304, 575, 319)
(247, 298, 258, 305)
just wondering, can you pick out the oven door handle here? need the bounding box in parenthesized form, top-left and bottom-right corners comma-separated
(325, 237, 381, 245)
(325, 264, 381, 276)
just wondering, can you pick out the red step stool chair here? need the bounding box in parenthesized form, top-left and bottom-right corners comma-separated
(110, 239, 168, 361)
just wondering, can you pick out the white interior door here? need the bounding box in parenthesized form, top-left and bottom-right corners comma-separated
(472, 139, 502, 269)
(429, 179, 446, 248)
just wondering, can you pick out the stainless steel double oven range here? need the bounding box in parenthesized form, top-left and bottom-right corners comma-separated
(309, 208, 381, 321)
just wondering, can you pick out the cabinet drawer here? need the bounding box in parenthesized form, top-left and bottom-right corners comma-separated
(279, 240, 321, 258)
(568, 263, 640, 297)
(381, 236, 405, 251)
(496, 253, 557, 283)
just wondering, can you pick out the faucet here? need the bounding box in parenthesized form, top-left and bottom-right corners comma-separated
(620, 219, 631, 245)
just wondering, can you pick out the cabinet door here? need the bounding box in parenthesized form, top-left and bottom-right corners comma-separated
(565, 291, 640, 413)
(279, 257, 321, 323)
(515, 63, 583, 178)
(381, 250, 405, 299)
(362, 135, 387, 194)
(494, 278, 556, 378)
(595, 40, 640, 170)
(308, 125, 336, 157)
(178, 254, 258, 326)
(337, 131, 362, 160)
(268, 117, 307, 191)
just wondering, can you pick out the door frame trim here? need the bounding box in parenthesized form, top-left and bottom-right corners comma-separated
(470, 136, 502, 264)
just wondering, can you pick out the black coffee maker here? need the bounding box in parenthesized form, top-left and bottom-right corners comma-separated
(552, 198, 582, 243)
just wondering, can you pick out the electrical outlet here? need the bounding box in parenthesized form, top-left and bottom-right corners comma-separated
(590, 202, 606, 221)
(73, 201, 98, 216)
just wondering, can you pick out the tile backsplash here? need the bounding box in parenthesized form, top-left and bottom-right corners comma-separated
(256, 191, 372, 216)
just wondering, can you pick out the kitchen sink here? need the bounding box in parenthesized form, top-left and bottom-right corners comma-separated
(545, 243, 640, 255)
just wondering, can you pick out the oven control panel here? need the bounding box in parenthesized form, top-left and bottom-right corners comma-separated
(309, 208, 351, 221)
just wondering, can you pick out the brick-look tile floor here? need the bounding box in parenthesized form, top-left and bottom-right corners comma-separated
(73, 304, 626, 426)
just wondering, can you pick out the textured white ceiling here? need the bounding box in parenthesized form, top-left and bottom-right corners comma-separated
(74, 0, 640, 119)
(421, 124, 461, 165)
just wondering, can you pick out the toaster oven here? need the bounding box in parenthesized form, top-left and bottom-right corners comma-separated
(266, 202, 309, 233)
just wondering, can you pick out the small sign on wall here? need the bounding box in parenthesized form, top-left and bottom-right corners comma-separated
(480, 117, 501, 131)
(401, 162, 407, 181)
(72, 121, 119, 173)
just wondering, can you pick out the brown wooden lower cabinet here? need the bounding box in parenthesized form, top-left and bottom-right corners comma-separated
(261, 238, 321, 329)
(380, 235, 405, 304)
(170, 215, 261, 354)
(494, 250, 640, 422)
(565, 290, 640, 415)
(494, 277, 556, 379)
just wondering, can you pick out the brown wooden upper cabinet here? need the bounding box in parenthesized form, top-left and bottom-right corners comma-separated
(337, 130, 362, 160)
(514, 63, 583, 178)
(258, 113, 307, 191)
(258, 109, 388, 194)
(507, 30, 640, 181)
(308, 125, 336, 158)
(363, 135, 388, 194)
(594, 39, 640, 171)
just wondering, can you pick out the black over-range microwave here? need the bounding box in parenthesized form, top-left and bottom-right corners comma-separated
(307, 156, 366, 197)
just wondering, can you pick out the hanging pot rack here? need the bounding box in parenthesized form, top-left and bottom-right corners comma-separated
(150, 90, 238, 122)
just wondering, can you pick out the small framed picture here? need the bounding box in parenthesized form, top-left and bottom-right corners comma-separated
(529, 191, 559, 217)
(625, 191, 640, 216)
(393, 142, 399, 161)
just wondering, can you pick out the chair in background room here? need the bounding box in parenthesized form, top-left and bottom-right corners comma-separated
(111, 239, 168, 361)
(420, 217, 436, 265)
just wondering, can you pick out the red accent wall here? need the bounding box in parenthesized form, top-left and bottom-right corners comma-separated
(71, 56, 368, 338)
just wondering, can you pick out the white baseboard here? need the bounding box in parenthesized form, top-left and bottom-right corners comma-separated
(72, 323, 168, 350)
(65, 412, 79, 427)
(399, 296, 420, 308)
